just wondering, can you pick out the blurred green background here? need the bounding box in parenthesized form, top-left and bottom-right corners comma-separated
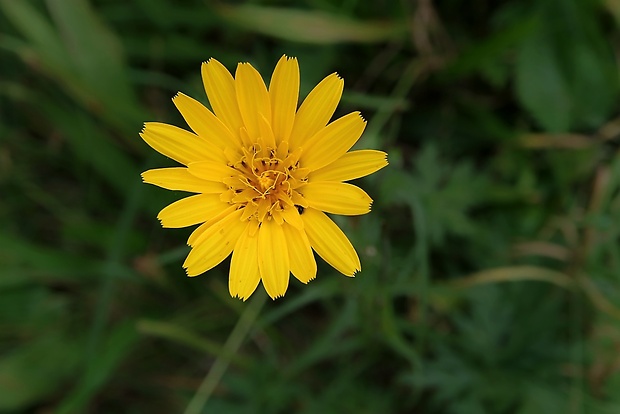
(2, 0, 620, 412)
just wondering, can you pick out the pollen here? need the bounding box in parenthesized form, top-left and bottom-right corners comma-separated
(258, 173, 275, 192)
(224, 144, 306, 224)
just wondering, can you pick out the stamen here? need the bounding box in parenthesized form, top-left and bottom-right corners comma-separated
(228, 141, 308, 223)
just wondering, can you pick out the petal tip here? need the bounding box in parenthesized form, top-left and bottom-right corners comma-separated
(230, 293, 246, 301)
(172, 92, 188, 102)
(280, 55, 298, 64)
(184, 263, 202, 277)
(299, 274, 316, 284)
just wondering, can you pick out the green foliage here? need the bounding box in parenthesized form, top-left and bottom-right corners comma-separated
(1, 0, 620, 412)
(515, 0, 617, 132)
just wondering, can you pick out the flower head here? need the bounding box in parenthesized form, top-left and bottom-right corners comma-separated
(141, 55, 387, 300)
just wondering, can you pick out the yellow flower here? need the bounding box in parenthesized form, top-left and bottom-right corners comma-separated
(141, 55, 387, 300)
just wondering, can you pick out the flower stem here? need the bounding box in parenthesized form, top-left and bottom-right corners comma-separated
(184, 292, 267, 414)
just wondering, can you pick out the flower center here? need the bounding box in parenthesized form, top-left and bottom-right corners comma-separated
(222, 142, 309, 224)
(257, 171, 277, 193)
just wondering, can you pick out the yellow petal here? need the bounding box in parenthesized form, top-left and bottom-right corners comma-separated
(173, 92, 241, 148)
(291, 190, 308, 208)
(276, 140, 289, 160)
(187, 204, 237, 247)
(300, 112, 366, 171)
(229, 226, 261, 300)
(187, 161, 237, 182)
(282, 223, 316, 284)
(298, 182, 372, 216)
(271, 207, 285, 225)
(140, 122, 217, 165)
(158, 194, 230, 228)
(183, 209, 246, 276)
(309, 150, 388, 182)
(269, 55, 299, 144)
(141, 168, 226, 193)
(280, 203, 304, 230)
(289, 73, 343, 149)
(235, 62, 271, 142)
(301, 208, 360, 276)
(201, 58, 244, 138)
(257, 219, 290, 299)
(258, 114, 276, 149)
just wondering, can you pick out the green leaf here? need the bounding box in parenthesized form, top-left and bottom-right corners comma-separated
(0, 287, 67, 330)
(0, 335, 81, 411)
(56, 322, 139, 414)
(1, 0, 145, 133)
(0, 0, 68, 70)
(570, 40, 616, 127)
(515, 2, 617, 131)
(515, 17, 572, 132)
(380, 145, 486, 244)
(215, 4, 406, 44)
(37, 97, 140, 196)
(0, 231, 100, 286)
(44, 0, 142, 128)
(445, 16, 537, 82)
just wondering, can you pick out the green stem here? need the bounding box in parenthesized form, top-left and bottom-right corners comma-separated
(184, 292, 268, 414)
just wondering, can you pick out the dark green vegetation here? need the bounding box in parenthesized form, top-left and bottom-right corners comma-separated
(2, 0, 620, 412)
